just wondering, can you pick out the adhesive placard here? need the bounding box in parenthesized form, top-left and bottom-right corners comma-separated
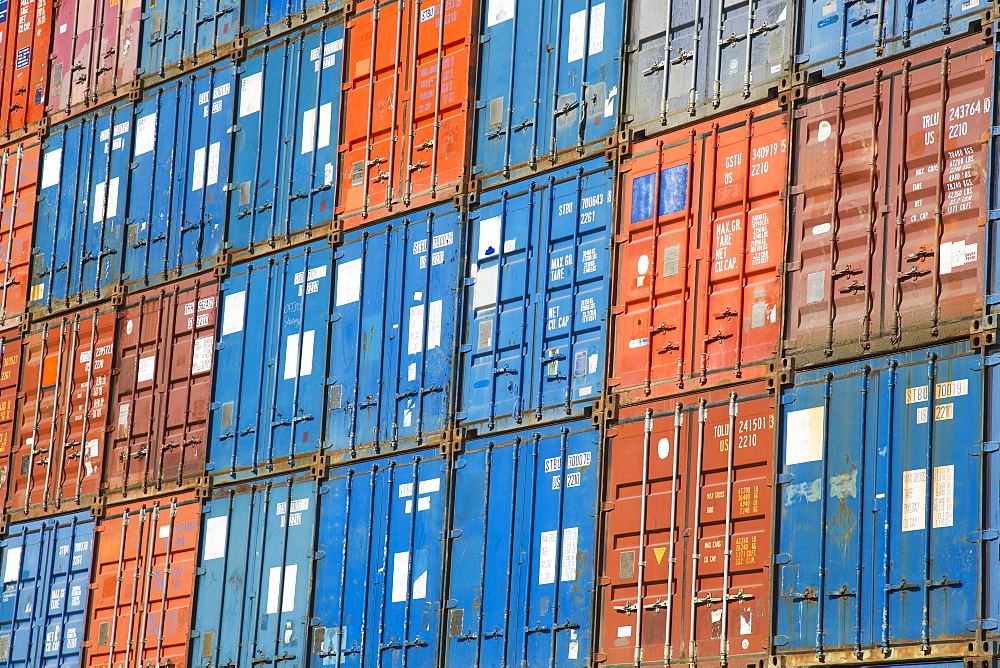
(784, 406, 824, 465)
(2, 547, 20, 583)
(221, 290, 246, 335)
(207, 142, 220, 187)
(335, 259, 362, 306)
(486, 0, 514, 25)
(192, 147, 207, 191)
(568, 9, 586, 62)
(392, 551, 410, 602)
(203, 516, 228, 560)
(472, 265, 498, 309)
(191, 336, 214, 374)
(41, 149, 62, 189)
(134, 112, 157, 156)
(408, 304, 425, 354)
(239, 72, 263, 117)
(427, 300, 442, 350)
(539, 530, 558, 585)
(283, 331, 315, 379)
(317, 103, 332, 150)
(478, 216, 502, 259)
(588, 3, 606, 56)
(301, 108, 317, 154)
(560, 527, 578, 582)
(136, 355, 156, 383)
(412, 570, 427, 599)
(902, 466, 956, 530)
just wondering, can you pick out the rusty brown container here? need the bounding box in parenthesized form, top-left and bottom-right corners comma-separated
(0, 329, 22, 493)
(0, 137, 40, 332)
(105, 274, 219, 502)
(85, 492, 200, 668)
(783, 35, 991, 369)
(597, 382, 775, 667)
(2, 303, 116, 520)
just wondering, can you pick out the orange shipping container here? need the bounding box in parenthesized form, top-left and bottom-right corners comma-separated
(87, 493, 200, 667)
(4, 304, 115, 519)
(106, 274, 219, 501)
(610, 104, 787, 405)
(338, 0, 477, 228)
(0, 137, 40, 332)
(0, 330, 22, 495)
(0, 0, 52, 141)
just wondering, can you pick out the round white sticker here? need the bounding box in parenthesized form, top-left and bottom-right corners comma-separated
(657, 437, 670, 459)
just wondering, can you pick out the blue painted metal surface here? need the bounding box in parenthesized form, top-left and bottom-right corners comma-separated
(796, 0, 991, 78)
(208, 240, 332, 480)
(228, 23, 344, 257)
(33, 102, 131, 313)
(312, 449, 447, 665)
(0, 511, 94, 667)
(124, 64, 232, 289)
(243, 0, 343, 41)
(446, 420, 600, 667)
(459, 158, 613, 434)
(475, 0, 624, 187)
(139, 0, 242, 77)
(325, 204, 464, 462)
(624, 0, 791, 136)
(190, 473, 318, 667)
(774, 343, 991, 654)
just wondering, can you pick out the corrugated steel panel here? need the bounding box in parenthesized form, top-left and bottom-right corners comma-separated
(622, 0, 791, 139)
(612, 104, 786, 404)
(86, 494, 200, 667)
(598, 384, 774, 666)
(311, 450, 447, 665)
(0, 331, 22, 473)
(783, 37, 990, 369)
(138, 0, 241, 78)
(445, 419, 600, 667)
(123, 64, 232, 288)
(106, 275, 219, 500)
(46, 0, 140, 124)
(0, 0, 51, 141)
(208, 241, 331, 480)
(459, 158, 613, 434)
(337, 0, 477, 228)
(32, 101, 131, 313)
(474, 0, 624, 187)
(243, 0, 344, 43)
(0, 511, 94, 667)
(326, 203, 463, 462)
(190, 473, 319, 667)
(0, 138, 39, 331)
(774, 343, 989, 660)
(5, 304, 116, 520)
(796, 0, 992, 79)
(227, 21, 345, 258)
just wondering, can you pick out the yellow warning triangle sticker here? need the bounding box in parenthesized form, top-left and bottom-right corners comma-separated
(653, 547, 667, 564)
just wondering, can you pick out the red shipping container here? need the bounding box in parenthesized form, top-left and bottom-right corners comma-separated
(598, 382, 775, 666)
(86, 493, 200, 667)
(46, 0, 141, 122)
(4, 304, 115, 519)
(106, 275, 218, 501)
(611, 103, 786, 405)
(0, 137, 40, 332)
(0, 331, 22, 490)
(784, 36, 990, 368)
(0, 0, 51, 140)
(338, 0, 476, 228)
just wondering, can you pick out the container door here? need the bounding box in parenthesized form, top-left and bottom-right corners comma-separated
(0, 0, 50, 137)
(0, 140, 39, 329)
(140, 0, 240, 75)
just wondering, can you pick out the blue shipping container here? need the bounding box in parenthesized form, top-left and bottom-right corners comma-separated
(190, 473, 319, 667)
(624, 0, 791, 136)
(243, 0, 343, 43)
(796, 0, 991, 78)
(774, 343, 993, 656)
(0, 511, 94, 667)
(475, 0, 624, 188)
(312, 449, 447, 665)
(460, 158, 613, 434)
(325, 203, 464, 462)
(124, 64, 233, 289)
(446, 419, 600, 667)
(228, 22, 345, 258)
(33, 102, 132, 313)
(208, 240, 332, 479)
(140, 0, 242, 77)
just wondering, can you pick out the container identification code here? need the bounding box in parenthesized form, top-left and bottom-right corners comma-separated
(905, 379, 968, 404)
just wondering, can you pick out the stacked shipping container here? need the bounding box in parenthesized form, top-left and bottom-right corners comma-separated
(1, 0, 999, 666)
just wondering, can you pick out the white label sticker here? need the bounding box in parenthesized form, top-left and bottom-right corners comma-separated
(902, 467, 953, 531)
(266, 565, 297, 613)
(478, 216, 502, 259)
(427, 300, 442, 351)
(282, 564, 297, 612)
(283, 331, 316, 379)
(137, 355, 155, 383)
(561, 527, 578, 582)
(589, 3, 606, 56)
(399, 483, 414, 498)
(539, 530, 558, 585)
(916, 403, 954, 424)
(472, 265, 499, 309)
(785, 406, 825, 465)
(412, 570, 427, 599)
(933, 464, 954, 528)
(336, 258, 362, 306)
(902, 469, 926, 532)
(740, 611, 753, 635)
(418, 478, 440, 494)
(134, 113, 157, 156)
(617, 626, 632, 638)
(118, 402, 130, 427)
(812, 222, 832, 235)
(3, 547, 21, 583)
(207, 142, 220, 187)
(567, 9, 586, 62)
(93, 178, 120, 222)
(203, 516, 228, 560)
(41, 149, 62, 189)
(192, 147, 207, 191)
(191, 336, 214, 374)
(158, 525, 171, 539)
(301, 108, 317, 154)
(486, 0, 515, 25)
(392, 551, 410, 602)
(318, 103, 332, 150)
(239, 72, 263, 117)
(408, 304, 425, 354)
(817, 120, 832, 142)
(417, 496, 430, 511)
(222, 291, 247, 336)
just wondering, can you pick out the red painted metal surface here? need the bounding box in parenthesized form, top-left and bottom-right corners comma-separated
(105, 275, 218, 501)
(46, 0, 141, 123)
(0, 0, 52, 140)
(783, 35, 990, 367)
(0, 137, 38, 331)
(86, 493, 200, 667)
(4, 304, 116, 519)
(611, 103, 786, 405)
(0, 331, 22, 498)
(598, 382, 775, 667)
(338, 0, 476, 228)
